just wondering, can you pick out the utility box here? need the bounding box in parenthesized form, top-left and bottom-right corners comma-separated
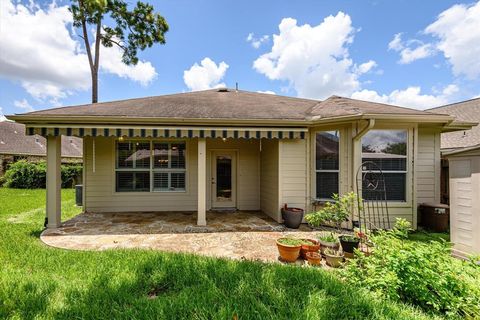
(75, 184, 83, 207)
(419, 203, 450, 232)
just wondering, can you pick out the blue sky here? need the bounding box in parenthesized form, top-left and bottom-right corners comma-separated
(1, 0, 480, 117)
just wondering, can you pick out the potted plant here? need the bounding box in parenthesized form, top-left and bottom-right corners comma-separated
(305, 192, 358, 231)
(317, 232, 339, 255)
(324, 248, 344, 268)
(305, 252, 321, 266)
(281, 204, 304, 229)
(339, 234, 360, 258)
(276, 237, 303, 262)
(300, 239, 320, 259)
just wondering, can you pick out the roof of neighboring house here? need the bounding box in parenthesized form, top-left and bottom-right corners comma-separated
(0, 121, 82, 157)
(7, 89, 459, 125)
(428, 98, 480, 151)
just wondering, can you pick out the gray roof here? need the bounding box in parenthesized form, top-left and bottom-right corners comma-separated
(0, 121, 82, 157)
(13, 89, 448, 121)
(428, 98, 480, 150)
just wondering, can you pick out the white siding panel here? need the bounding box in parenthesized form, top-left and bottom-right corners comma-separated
(260, 139, 280, 221)
(279, 139, 307, 211)
(416, 128, 441, 205)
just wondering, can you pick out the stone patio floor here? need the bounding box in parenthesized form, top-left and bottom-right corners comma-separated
(41, 211, 328, 264)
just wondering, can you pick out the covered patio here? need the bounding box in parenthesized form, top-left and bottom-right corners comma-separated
(41, 211, 319, 262)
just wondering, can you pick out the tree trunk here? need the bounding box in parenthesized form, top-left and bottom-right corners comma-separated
(91, 20, 102, 104)
(91, 70, 98, 103)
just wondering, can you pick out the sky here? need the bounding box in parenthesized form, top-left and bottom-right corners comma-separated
(1, 0, 480, 119)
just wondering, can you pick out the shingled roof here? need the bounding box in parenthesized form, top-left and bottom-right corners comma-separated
(11, 89, 450, 122)
(0, 121, 82, 157)
(428, 98, 480, 151)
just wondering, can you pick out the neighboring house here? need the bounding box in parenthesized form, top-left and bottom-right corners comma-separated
(7, 89, 472, 229)
(429, 98, 480, 257)
(0, 121, 83, 176)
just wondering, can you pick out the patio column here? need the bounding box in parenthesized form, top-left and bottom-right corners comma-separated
(197, 138, 207, 226)
(46, 136, 62, 228)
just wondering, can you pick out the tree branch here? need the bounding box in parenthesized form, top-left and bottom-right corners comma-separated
(79, 0, 94, 74)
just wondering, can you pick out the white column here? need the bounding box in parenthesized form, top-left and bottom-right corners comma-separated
(46, 136, 62, 228)
(197, 138, 207, 226)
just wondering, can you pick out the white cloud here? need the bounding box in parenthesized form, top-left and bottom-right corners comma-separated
(0, 0, 157, 102)
(388, 33, 435, 64)
(256, 90, 276, 95)
(183, 58, 229, 91)
(355, 60, 377, 75)
(425, 1, 480, 79)
(13, 99, 35, 112)
(351, 84, 458, 110)
(246, 33, 270, 49)
(0, 107, 6, 121)
(253, 14, 375, 100)
(100, 42, 157, 86)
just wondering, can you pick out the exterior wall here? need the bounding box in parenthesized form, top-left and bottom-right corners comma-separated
(448, 154, 480, 257)
(279, 139, 308, 212)
(84, 136, 199, 212)
(260, 139, 280, 221)
(416, 128, 441, 205)
(206, 138, 260, 211)
(83, 137, 261, 213)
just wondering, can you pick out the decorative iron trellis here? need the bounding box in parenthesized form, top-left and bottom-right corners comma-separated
(355, 161, 391, 232)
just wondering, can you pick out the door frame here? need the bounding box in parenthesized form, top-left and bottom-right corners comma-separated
(209, 149, 238, 209)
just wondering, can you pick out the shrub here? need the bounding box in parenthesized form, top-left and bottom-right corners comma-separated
(305, 192, 359, 230)
(4, 160, 82, 189)
(340, 219, 480, 318)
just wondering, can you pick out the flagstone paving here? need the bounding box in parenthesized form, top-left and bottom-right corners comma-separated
(41, 211, 332, 264)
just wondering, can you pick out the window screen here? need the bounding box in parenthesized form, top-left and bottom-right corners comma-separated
(315, 131, 340, 199)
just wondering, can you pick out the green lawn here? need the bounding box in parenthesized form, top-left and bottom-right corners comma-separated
(0, 188, 436, 319)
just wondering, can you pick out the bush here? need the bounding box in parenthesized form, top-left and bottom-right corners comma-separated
(340, 219, 480, 318)
(4, 160, 82, 189)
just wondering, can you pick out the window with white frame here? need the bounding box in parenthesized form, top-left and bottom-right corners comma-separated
(361, 130, 407, 201)
(115, 140, 186, 192)
(315, 131, 340, 199)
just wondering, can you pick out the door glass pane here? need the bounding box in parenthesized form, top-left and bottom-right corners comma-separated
(216, 156, 232, 201)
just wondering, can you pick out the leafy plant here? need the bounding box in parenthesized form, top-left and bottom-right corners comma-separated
(305, 192, 359, 230)
(317, 232, 338, 243)
(300, 239, 316, 246)
(339, 235, 359, 242)
(324, 248, 343, 257)
(340, 218, 480, 318)
(277, 238, 303, 246)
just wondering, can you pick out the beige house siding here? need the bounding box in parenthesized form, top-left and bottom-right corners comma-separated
(448, 154, 480, 257)
(260, 139, 280, 221)
(279, 139, 308, 212)
(206, 139, 260, 211)
(416, 128, 441, 205)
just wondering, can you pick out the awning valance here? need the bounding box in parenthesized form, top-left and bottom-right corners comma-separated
(26, 126, 307, 139)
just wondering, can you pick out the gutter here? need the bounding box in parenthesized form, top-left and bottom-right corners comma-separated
(353, 119, 375, 141)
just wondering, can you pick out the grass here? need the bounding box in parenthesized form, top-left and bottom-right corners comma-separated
(0, 188, 439, 320)
(408, 230, 450, 243)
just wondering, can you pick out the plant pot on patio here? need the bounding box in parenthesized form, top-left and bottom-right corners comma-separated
(317, 233, 340, 255)
(281, 205, 304, 229)
(324, 248, 344, 268)
(339, 235, 360, 256)
(300, 239, 320, 259)
(305, 252, 322, 266)
(276, 238, 302, 262)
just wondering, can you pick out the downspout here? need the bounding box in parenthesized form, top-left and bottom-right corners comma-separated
(351, 118, 375, 227)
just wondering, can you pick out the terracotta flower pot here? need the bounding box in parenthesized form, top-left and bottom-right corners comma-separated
(306, 252, 322, 266)
(324, 252, 344, 268)
(276, 239, 301, 262)
(300, 239, 320, 259)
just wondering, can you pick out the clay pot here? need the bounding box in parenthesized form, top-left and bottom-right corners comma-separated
(339, 235, 360, 254)
(306, 252, 322, 266)
(324, 252, 344, 268)
(319, 240, 340, 255)
(300, 239, 320, 259)
(281, 207, 304, 229)
(276, 239, 301, 262)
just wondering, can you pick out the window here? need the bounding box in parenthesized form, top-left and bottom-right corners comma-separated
(361, 130, 407, 201)
(315, 131, 340, 199)
(115, 140, 186, 192)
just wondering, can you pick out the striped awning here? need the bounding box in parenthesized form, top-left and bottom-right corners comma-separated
(26, 126, 307, 139)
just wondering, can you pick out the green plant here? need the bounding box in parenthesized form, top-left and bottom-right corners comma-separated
(4, 160, 83, 189)
(277, 238, 303, 246)
(340, 218, 480, 318)
(305, 192, 359, 230)
(324, 248, 343, 257)
(339, 235, 359, 242)
(300, 239, 316, 246)
(318, 232, 338, 243)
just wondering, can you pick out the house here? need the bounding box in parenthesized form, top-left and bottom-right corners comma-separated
(429, 98, 480, 257)
(6, 89, 472, 229)
(0, 121, 83, 176)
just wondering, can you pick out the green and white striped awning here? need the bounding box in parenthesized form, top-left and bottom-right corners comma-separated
(26, 126, 307, 139)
